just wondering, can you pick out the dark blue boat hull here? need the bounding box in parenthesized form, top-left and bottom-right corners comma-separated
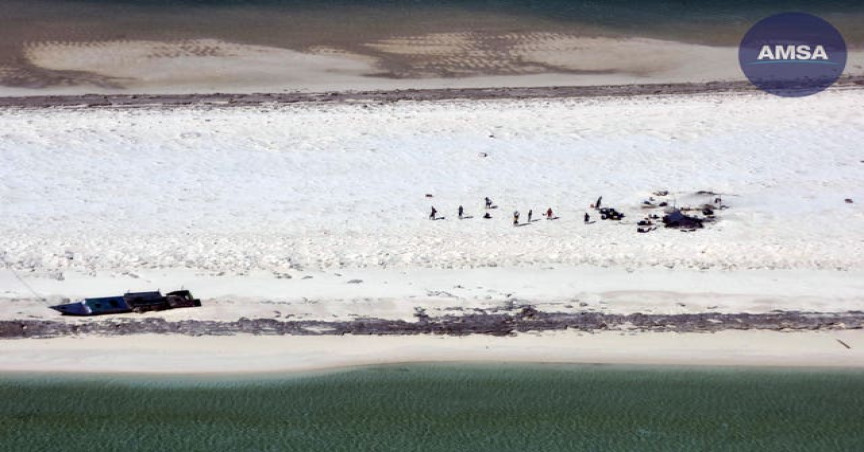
(50, 291, 200, 316)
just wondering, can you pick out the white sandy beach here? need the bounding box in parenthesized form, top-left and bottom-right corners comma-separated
(1, 87, 863, 372)
(2, 330, 862, 374)
(2, 266, 864, 323)
(1, 89, 863, 321)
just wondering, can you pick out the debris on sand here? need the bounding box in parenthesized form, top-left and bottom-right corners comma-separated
(599, 207, 624, 221)
(662, 209, 704, 230)
(5, 310, 864, 339)
(636, 190, 726, 233)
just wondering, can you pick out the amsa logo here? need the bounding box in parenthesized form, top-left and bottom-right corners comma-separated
(739, 12, 847, 97)
(755, 44, 830, 62)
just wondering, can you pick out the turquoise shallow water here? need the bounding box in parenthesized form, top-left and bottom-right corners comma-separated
(2, 364, 863, 451)
(4, 0, 863, 46)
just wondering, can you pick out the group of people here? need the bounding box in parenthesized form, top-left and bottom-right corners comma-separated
(429, 196, 594, 226)
(511, 207, 556, 225)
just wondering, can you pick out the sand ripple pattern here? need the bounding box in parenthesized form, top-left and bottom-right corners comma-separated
(10, 33, 743, 91)
(18, 39, 376, 89)
(365, 32, 731, 79)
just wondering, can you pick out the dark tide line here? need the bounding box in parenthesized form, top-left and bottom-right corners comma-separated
(1, 77, 863, 109)
(2, 308, 863, 339)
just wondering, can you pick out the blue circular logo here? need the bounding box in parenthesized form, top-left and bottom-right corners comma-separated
(739, 12, 846, 97)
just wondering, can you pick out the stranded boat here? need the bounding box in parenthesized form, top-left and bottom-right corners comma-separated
(50, 290, 201, 316)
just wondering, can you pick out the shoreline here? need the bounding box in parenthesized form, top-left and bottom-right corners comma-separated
(1, 330, 862, 375)
(1, 77, 863, 109)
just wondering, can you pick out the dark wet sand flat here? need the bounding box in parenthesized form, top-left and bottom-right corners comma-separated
(1, 0, 862, 94)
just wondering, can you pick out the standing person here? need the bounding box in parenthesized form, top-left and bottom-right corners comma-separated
(430, 206, 437, 220)
(595, 196, 603, 210)
(485, 197, 493, 209)
(584, 212, 590, 223)
(527, 209, 533, 222)
(513, 210, 520, 226)
(546, 208, 554, 219)
(458, 205, 464, 219)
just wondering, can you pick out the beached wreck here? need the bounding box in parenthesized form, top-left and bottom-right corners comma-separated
(661, 209, 704, 229)
(50, 290, 201, 316)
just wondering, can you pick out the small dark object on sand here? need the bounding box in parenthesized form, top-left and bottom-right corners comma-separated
(599, 207, 624, 221)
(425, 193, 434, 198)
(845, 198, 854, 204)
(518, 306, 538, 319)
